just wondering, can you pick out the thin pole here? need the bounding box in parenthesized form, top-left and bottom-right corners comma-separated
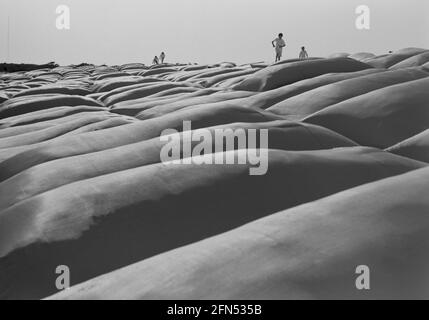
(7, 15, 10, 62)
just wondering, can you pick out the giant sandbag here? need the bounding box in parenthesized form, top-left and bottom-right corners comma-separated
(109, 88, 219, 116)
(0, 94, 102, 119)
(390, 51, 429, 69)
(97, 79, 166, 102)
(268, 67, 429, 119)
(0, 106, 106, 128)
(186, 68, 243, 81)
(91, 76, 154, 93)
(232, 58, 372, 92)
(0, 92, 9, 103)
(60, 116, 135, 136)
(271, 57, 322, 66)
(13, 85, 91, 97)
(139, 86, 199, 99)
(387, 129, 429, 163)
(199, 69, 257, 87)
(103, 82, 199, 107)
(348, 52, 376, 61)
(220, 68, 383, 110)
(365, 48, 427, 68)
(0, 122, 56, 138)
(140, 67, 179, 77)
(0, 113, 120, 149)
(91, 72, 131, 81)
(304, 77, 429, 148)
(134, 91, 256, 119)
(214, 74, 251, 88)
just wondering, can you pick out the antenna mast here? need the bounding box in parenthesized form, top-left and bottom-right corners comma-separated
(7, 14, 10, 62)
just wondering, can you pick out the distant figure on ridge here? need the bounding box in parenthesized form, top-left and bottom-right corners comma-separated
(152, 56, 159, 65)
(160, 52, 166, 64)
(272, 33, 286, 62)
(299, 46, 309, 60)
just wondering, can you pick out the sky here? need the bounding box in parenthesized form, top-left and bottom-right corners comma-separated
(0, 0, 428, 65)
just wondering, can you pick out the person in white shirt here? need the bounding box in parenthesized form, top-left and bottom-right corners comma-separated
(272, 33, 286, 62)
(299, 46, 309, 60)
(160, 52, 166, 64)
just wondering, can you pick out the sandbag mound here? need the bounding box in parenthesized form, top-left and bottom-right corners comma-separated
(232, 58, 372, 92)
(271, 57, 322, 66)
(118, 63, 146, 71)
(268, 68, 429, 119)
(348, 52, 376, 61)
(137, 86, 200, 99)
(133, 91, 256, 119)
(169, 68, 222, 81)
(214, 74, 252, 88)
(390, 51, 429, 69)
(91, 72, 131, 81)
(387, 129, 429, 163)
(185, 68, 244, 82)
(219, 62, 236, 68)
(0, 122, 56, 138)
(249, 62, 269, 68)
(91, 76, 148, 93)
(13, 84, 92, 97)
(328, 52, 350, 58)
(0, 92, 9, 103)
(97, 79, 165, 102)
(0, 112, 129, 149)
(0, 106, 106, 128)
(108, 88, 219, 116)
(49, 166, 429, 300)
(0, 94, 103, 119)
(364, 48, 428, 68)
(0, 147, 424, 299)
(181, 65, 209, 71)
(103, 82, 199, 106)
(199, 69, 257, 87)
(304, 77, 429, 148)
(227, 68, 382, 111)
(139, 67, 179, 77)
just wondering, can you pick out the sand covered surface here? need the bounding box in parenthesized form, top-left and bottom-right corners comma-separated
(1, 48, 429, 300)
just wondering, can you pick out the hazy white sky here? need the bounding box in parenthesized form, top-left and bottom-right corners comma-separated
(0, 0, 428, 65)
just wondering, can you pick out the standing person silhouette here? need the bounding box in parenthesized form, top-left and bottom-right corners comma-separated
(160, 52, 166, 64)
(152, 56, 159, 65)
(272, 33, 286, 62)
(299, 46, 309, 60)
